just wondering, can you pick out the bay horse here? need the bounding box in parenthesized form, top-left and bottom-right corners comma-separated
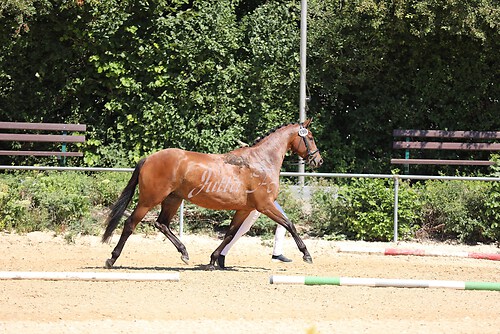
(102, 119, 323, 270)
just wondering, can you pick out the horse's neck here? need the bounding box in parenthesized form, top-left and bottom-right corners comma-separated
(248, 127, 294, 171)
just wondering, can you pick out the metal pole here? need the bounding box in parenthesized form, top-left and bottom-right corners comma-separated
(393, 176, 399, 242)
(298, 0, 308, 187)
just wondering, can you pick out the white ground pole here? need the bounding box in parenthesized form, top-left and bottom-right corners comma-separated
(0, 271, 180, 282)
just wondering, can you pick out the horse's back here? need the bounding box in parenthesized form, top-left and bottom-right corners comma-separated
(150, 147, 220, 161)
(141, 148, 221, 187)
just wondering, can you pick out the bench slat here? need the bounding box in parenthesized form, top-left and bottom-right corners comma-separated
(393, 141, 500, 151)
(0, 122, 86, 160)
(0, 122, 86, 132)
(0, 150, 83, 157)
(391, 159, 495, 166)
(393, 129, 500, 139)
(0, 134, 85, 143)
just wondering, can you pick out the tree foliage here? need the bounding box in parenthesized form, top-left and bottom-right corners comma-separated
(307, 0, 500, 173)
(0, 0, 498, 173)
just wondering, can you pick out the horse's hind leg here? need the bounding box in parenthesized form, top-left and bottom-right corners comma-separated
(260, 203, 312, 264)
(207, 210, 251, 271)
(105, 204, 151, 268)
(154, 195, 189, 264)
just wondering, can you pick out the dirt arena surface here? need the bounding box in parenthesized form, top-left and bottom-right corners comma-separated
(0, 231, 499, 334)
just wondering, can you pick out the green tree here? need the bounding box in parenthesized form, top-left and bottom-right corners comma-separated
(1, 0, 498, 174)
(308, 0, 500, 173)
(0, 0, 304, 167)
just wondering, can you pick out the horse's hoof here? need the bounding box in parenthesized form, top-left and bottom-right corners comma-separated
(204, 264, 216, 271)
(303, 255, 313, 264)
(105, 258, 115, 269)
(181, 255, 190, 265)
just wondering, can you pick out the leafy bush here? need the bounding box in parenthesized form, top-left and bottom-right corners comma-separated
(90, 172, 130, 207)
(309, 180, 352, 240)
(10, 172, 99, 237)
(1, 171, 498, 245)
(0, 171, 112, 238)
(484, 182, 500, 242)
(310, 178, 420, 241)
(417, 180, 499, 243)
(0, 175, 36, 232)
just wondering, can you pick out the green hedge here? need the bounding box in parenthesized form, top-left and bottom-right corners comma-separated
(308, 178, 500, 243)
(1, 1, 498, 174)
(0, 172, 498, 244)
(309, 178, 420, 241)
(419, 180, 500, 243)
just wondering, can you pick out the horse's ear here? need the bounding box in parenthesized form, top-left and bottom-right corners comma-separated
(303, 118, 312, 128)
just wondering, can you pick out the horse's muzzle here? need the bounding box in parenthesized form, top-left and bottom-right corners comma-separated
(307, 154, 323, 169)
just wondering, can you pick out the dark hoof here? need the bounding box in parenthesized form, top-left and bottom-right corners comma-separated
(105, 258, 115, 269)
(181, 254, 190, 265)
(303, 255, 313, 264)
(204, 264, 216, 271)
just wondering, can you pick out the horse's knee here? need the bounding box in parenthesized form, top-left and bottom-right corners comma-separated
(153, 221, 166, 232)
(285, 219, 297, 230)
(121, 225, 134, 236)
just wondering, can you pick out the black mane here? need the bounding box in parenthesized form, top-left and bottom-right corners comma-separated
(252, 122, 296, 146)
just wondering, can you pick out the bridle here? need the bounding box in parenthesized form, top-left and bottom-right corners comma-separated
(298, 123, 319, 163)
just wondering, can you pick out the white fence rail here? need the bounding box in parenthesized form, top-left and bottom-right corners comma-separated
(1, 165, 499, 241)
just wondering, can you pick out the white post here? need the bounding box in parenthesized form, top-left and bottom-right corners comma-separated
(298, 0, 308, 187)
(393, 176, 399, 242)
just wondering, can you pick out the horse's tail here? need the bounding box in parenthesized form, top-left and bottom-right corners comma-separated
(101, 158, 146, 243)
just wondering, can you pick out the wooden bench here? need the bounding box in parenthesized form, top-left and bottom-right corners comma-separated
(0, 122, 86, 162)
(391, 129, 500, 167)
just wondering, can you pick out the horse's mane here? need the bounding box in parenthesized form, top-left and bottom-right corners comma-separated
(251, 122, 296, 146)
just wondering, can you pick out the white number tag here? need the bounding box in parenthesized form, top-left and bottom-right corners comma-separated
(298, 127, 309, 137)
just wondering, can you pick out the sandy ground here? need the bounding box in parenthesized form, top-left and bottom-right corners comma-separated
(0, 231, 499, 334)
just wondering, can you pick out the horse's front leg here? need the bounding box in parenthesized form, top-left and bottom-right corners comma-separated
(155, 195, 190, 264)
(261, 204, 312, 264)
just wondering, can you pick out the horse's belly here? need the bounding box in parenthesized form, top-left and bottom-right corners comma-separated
(186, 191, 248, 210)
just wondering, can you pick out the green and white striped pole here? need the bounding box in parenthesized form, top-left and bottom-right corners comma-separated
(270, 275, 500, 291)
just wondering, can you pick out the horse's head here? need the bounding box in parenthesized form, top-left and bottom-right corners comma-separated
(291, 119, 323, 168)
